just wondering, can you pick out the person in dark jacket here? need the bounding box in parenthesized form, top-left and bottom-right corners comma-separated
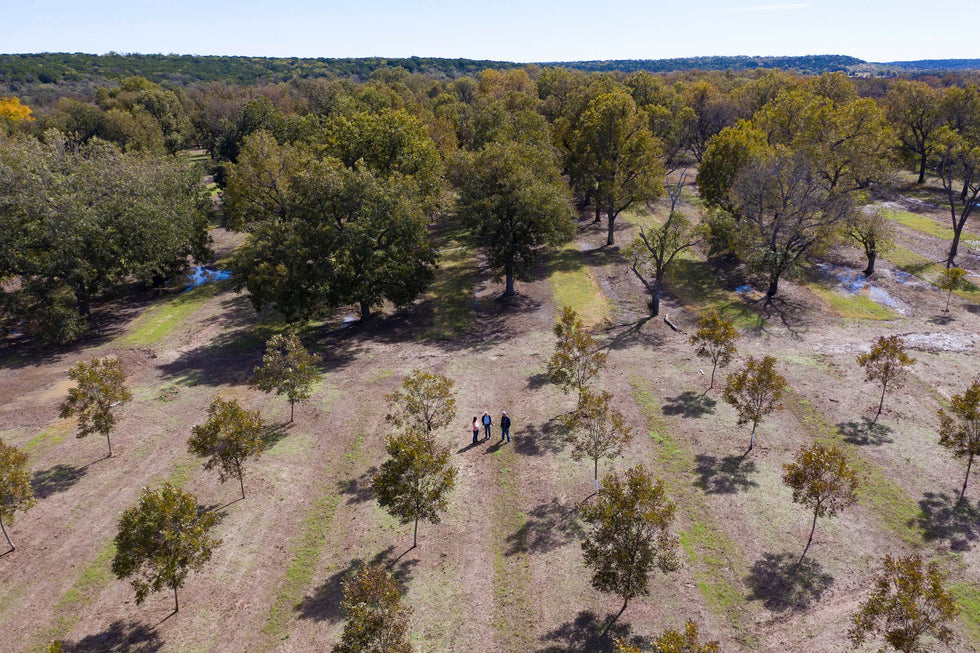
(500, 411, 511, 443)
(482, 411, 493, 440)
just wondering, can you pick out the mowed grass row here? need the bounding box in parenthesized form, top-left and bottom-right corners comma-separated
(120, 281, 228, 348)
(884, 245, 980, 303)
(882, 207, 980, 243)
(547, 239, 613, 327)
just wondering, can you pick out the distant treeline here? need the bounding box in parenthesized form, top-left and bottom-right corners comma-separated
(551, 55, 865, 75)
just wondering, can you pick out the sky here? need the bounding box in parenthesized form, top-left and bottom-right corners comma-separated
(2, 1, 972, 63)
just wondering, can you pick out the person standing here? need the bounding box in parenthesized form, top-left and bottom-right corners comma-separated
(500, 411, 511, 443)
(482, 411, 493, 440)
(472, 416, 480, 445)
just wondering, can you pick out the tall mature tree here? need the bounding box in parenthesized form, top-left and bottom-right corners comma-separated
(723, 355, 786, 452)
(565, 389, 634, 490)
(454, 139, 574, 296)
(333, 564, 413, 653)
(573, 91, 665, 245)
(546, 305, 607, 395)
(884, 80, 942, 184)
(857, 335, 916, 424)
(849, 554, 958, 653)
(60, 357, 133, 458)
(372, 429, 457, 549)
(933, 125, 980, 267)
(624, 211, 701, 317)
(936, 267, 969, 314)
(249, 333, 322, 422)
(188, 396, 266, 499)
(782, 443, 859, 564)
(385, 370, 457, 434)
(845, 208, 895, 277)
(937, 379, 980, 501)
(580, 464, 679, 629)
(0, 440, 35, 552)
(227, 132, 436, 321)
(615, 620, 720, 653)
(684, 80, 736, 164)
(111, 484, 221, 613)
(689, 310, 739, 391)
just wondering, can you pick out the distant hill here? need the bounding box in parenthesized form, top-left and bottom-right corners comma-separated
(1, 53, 979, 93)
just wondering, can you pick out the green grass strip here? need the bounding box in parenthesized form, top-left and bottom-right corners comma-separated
(631, 378, 749, 623)
(425, 244, 477, 340)
(547, 240, 612, 328)
(805, 284, 898, 321)
(883, 208, 980, 242)
(884, 245, 980, 303)
(787, 393, 923, 546)
(951, 582, 980, 645)
(120, 281, 227, 348)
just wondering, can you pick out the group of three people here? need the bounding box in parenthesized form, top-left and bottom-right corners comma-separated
(472, 410, 510, 445)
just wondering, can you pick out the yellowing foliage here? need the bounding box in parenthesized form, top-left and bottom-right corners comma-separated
(0, 96, 34, 123)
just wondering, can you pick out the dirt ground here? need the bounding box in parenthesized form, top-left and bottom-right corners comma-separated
(1, 180, 979, 653)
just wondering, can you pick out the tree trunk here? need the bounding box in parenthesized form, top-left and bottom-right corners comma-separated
(606, 213, 616, 246)
(799, 509, 819, 565)
(917, 151, 927, 185)
(960, 453, 974, 502)
(413, 516, 419, 548)
(238, 462, 246, 499)
(74, 282, 91, 318)
(948, 224, 963, 268)
(105, 433, 113, 458)
(594, 203, 601, 224)
(749, 422, 757, 452)
(359, 300, 371, 321)
(504, 265, 515, 297)
(290, 399, 295, 423)
(594, 457, 599, 481)
(0, 517, 13, 552)
(174, 586, 179, 612)
(603, 596, 630, 633)
(709, 361, 718, 390)
(650, 274, 662, 317)
(863, 247, 876, 277)
(766, 275, 780, 299)
(945, 288, 953, 314)
(873, 381, 887, 425)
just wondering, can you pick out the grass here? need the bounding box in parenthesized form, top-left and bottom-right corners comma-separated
(425, 244, 477, 340)
(666, 257, 759, 328)
(22, 419, 75, 459)
(56, 541, 117, 611)
(884, 245, 980, 302)
(806, 284, 898, 321)
(951, 582, 980, 645)
(631, 378, 749, 623)
(547, 241, 612, 328)
(261, 433, 365, 642)
(120, 281, 228, 348)
(787, 392, 923, 546)
(882, 208, 980, 242)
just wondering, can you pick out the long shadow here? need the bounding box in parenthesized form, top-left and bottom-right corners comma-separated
(602, 317, 665, 352)
(505, 497, 584, 557)
(527, 372, 550, 390)
(30, 463, 88, 499)
(260, 421, 291, 449)
(337, 466, 378, 505)
(915, 491, 980, 551)
(694, 454, 758, 494)
(837, 419, 893, 446)
(514, 416, 569, 456)
(295, 545, 418, 623)
(62, 620, 163, 653)
(662, 391, 717, 418)
(483, 439, 507, 455)
(967, 304, 980, 315)
(536, 610, 640, 653)
(745, 552, 834, 613)
(927, 314, 955, 325)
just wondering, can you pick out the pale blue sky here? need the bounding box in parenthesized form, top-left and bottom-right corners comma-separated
(2, 1, 970, 63)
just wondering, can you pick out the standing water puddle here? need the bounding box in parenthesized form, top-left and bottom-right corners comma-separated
(185, 266, 231, 291)
(815, 263, 908, 314)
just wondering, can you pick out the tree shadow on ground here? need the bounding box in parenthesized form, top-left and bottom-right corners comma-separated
(536, 610, 641, 653)
(601, 318, 666, 352)
(527, 372, 550, 390)
(295, 545, 418, 623)
(63, 620, 163, 652)
(337, 466, 378, 505)
(260, 421, 291, 449)
(745, 552, 834, 613)
(966, 304, 980, 315)
(694, 454, 758, 494)
(514, 416, 569, 456)
(756, 295, 809, 341)
(914, 491, 980, 551)
(837, 419, 893, 446)
(662, 391, 717, 418)
(505, 497, 584, 557)
(30, 463, 88, 499)
(927, 314, 955, 325)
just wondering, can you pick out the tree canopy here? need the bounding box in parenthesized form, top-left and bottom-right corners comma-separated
(188, 396, 266, 499)
(249, 333, 322, 422)
(59, 357, 133, 458)
(0, 439, 35, 552)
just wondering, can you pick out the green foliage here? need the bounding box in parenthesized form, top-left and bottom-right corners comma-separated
(188, 396, 265, 499)
(565, 389, 634, 482)
(111, 483, 221, 611)
(546, 305, 607, 395)
(884, 80, 942, 183)
(59, 357, 133, 457)
(938, 379, 980, 500)
(722, 355, 786, 451)
(384, 370, 457, 434)
(696, 122, 768, 214)
(845, 208, 895, 276)
(0, 131, 211, 342)
(937, 267, 969, 313)
(454, 139, 574, 296)
(249, 333, 322, 422)
(624, 211, 701, 316)
(333, 564, 413, 653)
(782, 443, 859, 562)
(933, 122, 980, 266)
(0, 439, 35, 551)
(580, 464, 679, 622)
(372, 429, 457, 548)
(857, 335, 916, 424)
(615, 620, 720, 652)
(689, 309, 739, 390)
(849, 554, 958, 653)
(226, 132, 436, 321)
